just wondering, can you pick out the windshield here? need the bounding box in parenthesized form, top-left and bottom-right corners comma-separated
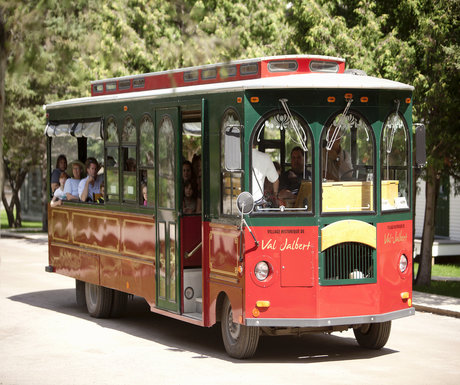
(251, 110, 313, 214)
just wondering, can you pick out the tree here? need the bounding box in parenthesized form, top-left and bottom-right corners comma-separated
(288, 0, 459, 285)
(1, 0, 97, 227)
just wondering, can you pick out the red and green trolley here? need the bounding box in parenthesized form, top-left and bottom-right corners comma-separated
(45, 55, 425, 358)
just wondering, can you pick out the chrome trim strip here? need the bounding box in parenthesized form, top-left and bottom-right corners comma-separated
(245, 308, 415, 327)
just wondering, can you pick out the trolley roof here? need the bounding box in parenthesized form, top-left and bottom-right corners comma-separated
(46, 55, 413, 110)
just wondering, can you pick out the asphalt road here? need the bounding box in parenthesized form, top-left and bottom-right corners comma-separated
(1, 235, 460, 385)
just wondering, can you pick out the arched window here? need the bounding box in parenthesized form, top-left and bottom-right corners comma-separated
(321, 110, 375, 213)
(122, 115, 137, 202)
(381, 112, 409, 211)
(105, 116, 119, 202)
(251, 111, 313, 213)
(220, 108, 242, 215)
(139, 114, 155, 207)
(158, 115, 175, 208)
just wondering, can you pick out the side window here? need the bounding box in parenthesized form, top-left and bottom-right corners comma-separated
(105, 117, 119, 202)
(139, 114, 155, 207)
(122, 115, 137, 202)
(381, 112, 409, 211)
(252, 112, 313, 213)
(221, 109, 242, 215)
(158, 115, 175, 208)
(321, 111, 374, 213)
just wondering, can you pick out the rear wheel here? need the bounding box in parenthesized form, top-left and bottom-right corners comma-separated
(353, 321, 392, 349)
(221, 297, 259, 359)
(85, 282, 113, 318)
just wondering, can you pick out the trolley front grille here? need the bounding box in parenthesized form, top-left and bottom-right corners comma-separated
(320, 242, 376, 285)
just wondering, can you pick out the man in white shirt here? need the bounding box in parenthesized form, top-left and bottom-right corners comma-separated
(252, 147, 279, 203)
(78, 157, 103, 202)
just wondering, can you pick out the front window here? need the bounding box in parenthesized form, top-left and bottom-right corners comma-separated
(321, 110, 374, 213)
(381, 112, 409, 211)
(252, 110, 313, 214)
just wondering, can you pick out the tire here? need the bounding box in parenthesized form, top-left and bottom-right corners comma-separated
(76, 280, 86, 307)
(111, 290, 128, 318)
(353, 321, 392, 349)
(85, 282, 113, 318)
(221, 297, 259, 359)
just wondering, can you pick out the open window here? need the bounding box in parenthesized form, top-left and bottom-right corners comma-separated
(381, 112, 409, 211)
(321, 109, 374, 213)
(251, 110, 313, 213)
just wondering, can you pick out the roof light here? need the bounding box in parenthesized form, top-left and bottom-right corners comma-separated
(360, 96, 368, 103)
(250, 96, 259, 103)
(327, 96, 336, 103)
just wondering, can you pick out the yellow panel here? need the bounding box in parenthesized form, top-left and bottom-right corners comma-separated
(381, 180, 399, 207)
(322, 181, 373, 212)
(321, 220, 376, 251)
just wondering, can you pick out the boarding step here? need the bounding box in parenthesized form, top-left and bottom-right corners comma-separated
(184, 312, 202, 321)
(196, 297, 202, 313)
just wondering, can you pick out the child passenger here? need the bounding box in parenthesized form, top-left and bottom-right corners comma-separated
(50, 172, 68, 207)
(183, 180, 201, 214)
(142, 183, 148, 206)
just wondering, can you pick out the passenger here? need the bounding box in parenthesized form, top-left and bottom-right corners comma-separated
(50, 172, 68, 207)
(64, 160, 83, 201)
(279, 147, 311, 200)
(322, 126, 353, 180)
(78, 157, 104, 202)
(183, 180, 201, 214)
(125, 157, 136, 171)
(96, 182, 105, 204)
(264, 161, 281, 204)
(182, 160, 193, 183)
(252, 145, 279, 205)
(51, 154, 67, 193)
(141, 183, 148, 206)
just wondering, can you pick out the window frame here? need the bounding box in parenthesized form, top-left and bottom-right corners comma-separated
(380, 111, 411, 213)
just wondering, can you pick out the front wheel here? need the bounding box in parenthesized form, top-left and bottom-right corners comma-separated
(221, 297, 259, 359)
(353, 321, 391, 349)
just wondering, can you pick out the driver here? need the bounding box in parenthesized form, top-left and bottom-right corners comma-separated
(322, 126, 353, 180)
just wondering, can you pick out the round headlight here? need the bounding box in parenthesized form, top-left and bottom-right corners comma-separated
(254, 261, 270, 281)
(399, 254, 408, 273)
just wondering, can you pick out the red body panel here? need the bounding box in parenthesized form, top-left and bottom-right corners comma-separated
(48, 206, 156, 304)
(243, 221, 412, 322)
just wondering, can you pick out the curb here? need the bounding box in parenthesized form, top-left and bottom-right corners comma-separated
(413, 304, 460, 318)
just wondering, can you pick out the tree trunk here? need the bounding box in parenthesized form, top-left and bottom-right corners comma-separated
(1, 186, 14, 226)
(0, 10, 7, 197)
(415, 164, 440, 286)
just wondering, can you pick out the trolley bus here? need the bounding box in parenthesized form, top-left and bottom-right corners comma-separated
(45, 55, 425, 358)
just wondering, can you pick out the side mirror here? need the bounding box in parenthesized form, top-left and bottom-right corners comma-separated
(415, 123, 426, 168)
(236, 191, 254, 216)
(236, 192, 258, 249)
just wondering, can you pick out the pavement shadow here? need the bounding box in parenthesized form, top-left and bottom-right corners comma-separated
(8, 288, 397, 363)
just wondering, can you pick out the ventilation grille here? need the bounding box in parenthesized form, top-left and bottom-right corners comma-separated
(321, 242, 376, 285)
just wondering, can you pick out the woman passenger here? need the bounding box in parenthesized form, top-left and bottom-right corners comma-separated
(51, 154, 67, 193)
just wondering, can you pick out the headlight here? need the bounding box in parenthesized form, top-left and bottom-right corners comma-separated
(254, 261, 270, 281)
(399, 254, 408, 273)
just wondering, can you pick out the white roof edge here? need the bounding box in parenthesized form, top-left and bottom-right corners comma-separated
(47, 73, 413, 110)
(90, 55, 345, 84)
